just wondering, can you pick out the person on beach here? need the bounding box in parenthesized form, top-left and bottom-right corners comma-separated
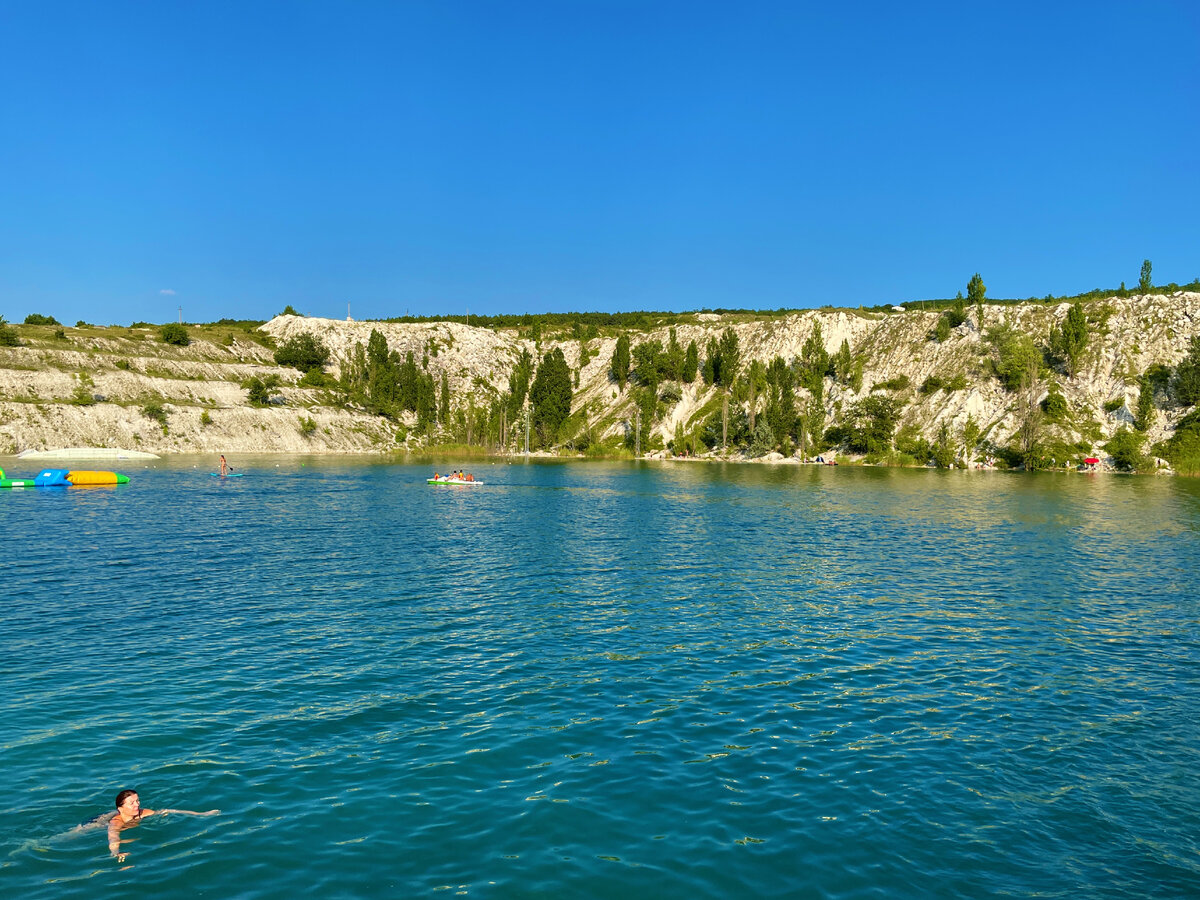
(219, 455, 229, 476)
(103, 790, 218, 862)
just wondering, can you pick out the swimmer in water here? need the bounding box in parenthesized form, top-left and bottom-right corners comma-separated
(104, 790, 218, 862)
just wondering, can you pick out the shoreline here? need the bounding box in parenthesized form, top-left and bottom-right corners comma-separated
(0, 445, 1158, 475)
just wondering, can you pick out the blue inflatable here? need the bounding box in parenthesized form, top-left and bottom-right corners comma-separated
(34, 469, 72, 487)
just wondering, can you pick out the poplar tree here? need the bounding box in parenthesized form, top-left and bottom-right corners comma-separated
(611, 334, 630, 389)
(717, 328, 740, 389)
(1139, 259, 1153, 293)
(1134, 376, 1155, 432)
(682, 340, 699, 383)
(967, 273, 986, 308)
(967, 273, 986, 325)
(1050, 300, 1089, 377)
(702, 337, 719, 386)
(765, 356, 796, 449)
(798, 322, 828, 394)
(530, 348, 573, 446)
(833, 339, 852, 384)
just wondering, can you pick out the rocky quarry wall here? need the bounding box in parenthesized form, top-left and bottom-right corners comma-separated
(1, 292, 1197, 467)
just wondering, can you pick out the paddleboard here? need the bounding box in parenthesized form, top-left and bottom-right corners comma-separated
(211, 473, 245, 477)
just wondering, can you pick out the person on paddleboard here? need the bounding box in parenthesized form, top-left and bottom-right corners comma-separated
(219, 455, 229, 476)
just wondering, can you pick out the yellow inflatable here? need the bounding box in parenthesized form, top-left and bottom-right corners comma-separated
(66, 470, 129, 485)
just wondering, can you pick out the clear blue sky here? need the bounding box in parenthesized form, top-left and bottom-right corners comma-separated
(1, 1, 1197, 325)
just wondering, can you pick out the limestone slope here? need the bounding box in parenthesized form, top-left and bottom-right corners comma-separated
(1, 292, 1197, 459)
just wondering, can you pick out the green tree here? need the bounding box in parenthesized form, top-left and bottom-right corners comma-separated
(926, 422, 955, 468)
(0, 316, 20, 347)
(798, 322, 829, 393)
(396, 351, 420, 412)
(160, 323, 190, 346)
(243, 374, 281, 406)
(962, 414, 981, 463)
(365, 329, 394, 414)
(746, 359, 766, 431)
(438, 373, 450, 427)
(1134, 376, 1155, 432)
(280, 305, 302, 316)
(24, 313, 60, 325)
(1106, 427, 1147, 471)
(1153, 408, 1200, 475)
(702, 337, 719, 386)
(716, 327, 740, 388)
(634, 384, 658, 437)
(611, 334, 631, 389)
(529, 348, 572, 446)
(506, 348, 534, 423)
(1016, 357, 1044, 469)
(632, 339, 664, 387)
(1171, 336, 1200, 407)
(967, 272, 986, 308)
(141, 400, 168, 431)
(274, 333, 331, 372)
(664, 327, 684, 381)
(1049, 300, 1089, 377)
(1139, 259, 1153, 293)
(1040, 390, 1068, 422)
(833, 339, 853, 384)
(682, 340, 699, 383)
(765, 356, 796, 449)
(748, 420, 776, 457)
(947, 293, 967, 327)
(845, 395, 901, 454)
(986, 326, 1041, 391)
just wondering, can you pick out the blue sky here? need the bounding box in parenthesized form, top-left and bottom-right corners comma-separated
(1, 1, 1197, 325)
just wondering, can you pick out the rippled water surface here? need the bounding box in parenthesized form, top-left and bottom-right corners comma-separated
(2, 457, 1198, 898)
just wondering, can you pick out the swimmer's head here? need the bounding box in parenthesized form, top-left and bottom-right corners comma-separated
(115, 790, 139, 811)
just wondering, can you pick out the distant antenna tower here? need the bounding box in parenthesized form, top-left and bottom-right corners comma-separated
(347, 302, 352, 322)
(178, 305, 182, 324)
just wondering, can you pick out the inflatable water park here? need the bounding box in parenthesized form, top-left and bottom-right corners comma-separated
(0, 467, 129, 488)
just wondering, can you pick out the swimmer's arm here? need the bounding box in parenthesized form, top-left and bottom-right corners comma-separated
(150, 808, 220, 816)
(107, 819, 123, 859)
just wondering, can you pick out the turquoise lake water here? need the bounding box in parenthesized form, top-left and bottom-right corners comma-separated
(1, 457, 1198, 898)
